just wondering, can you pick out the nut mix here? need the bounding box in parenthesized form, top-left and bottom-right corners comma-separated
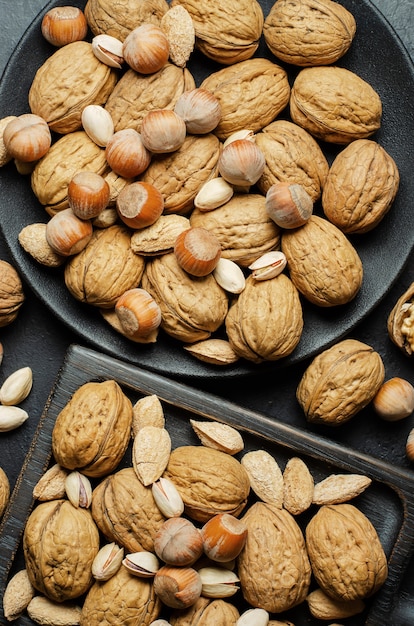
(0, 0, 402, 370)
(7, 382, 389, 623)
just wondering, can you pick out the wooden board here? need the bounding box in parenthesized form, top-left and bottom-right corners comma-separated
(1, 344, 414, 625)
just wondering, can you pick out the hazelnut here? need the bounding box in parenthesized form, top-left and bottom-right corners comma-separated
(373, 377, 414, 421)
(218, 139, 265, 187)
(68, 171, 110, 220)
(3, 114, 51, 162)
(141, 109, 187, 154)
(174, 227, 222, 277)
(174, 88, 222, 134)
(266, 182, 313, 229)
(41, 6, 88, 47)
(201, 513, 248, 562)
(116, 181, 164, 229)
(123, 24, 169, 74)
(153, 565, 202, 609)
(154, 517, 204, 566)
(115, 288, 162, 339)
(45, 208, 93, 256)
(105, 129, 151, 179)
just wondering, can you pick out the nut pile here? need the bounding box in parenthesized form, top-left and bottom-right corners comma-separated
(3, 383, 389, 624)
(0, 0, 401, 367)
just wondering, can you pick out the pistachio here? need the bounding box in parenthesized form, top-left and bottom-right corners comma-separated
(213, 258, 246, 294)
(152, 476, 185, 518)
(237, 608, 270, 626)
(123, 550, 161, 578)
(81, 104, 114, 147)
(223, 129, 255, 147)
(198, 566, 240, 598)
(190, 419, 244, 455)
(0, 405, 28, 431)
(0, 366, 33, 406)
(33, 463, 69, 501)
(64, 470, 93, 508)
(3, 569, 35, 621)
(92, 542, 124, 581)
(132, 425, 171, 486)
(248, 251, 287, 281)
(91, 34, 124, 68)
(194, 177, 234, 211)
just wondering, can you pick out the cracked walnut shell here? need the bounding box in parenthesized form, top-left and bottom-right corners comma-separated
(290, 66, 382, 144)
(0, 260, 24, 327)
(171, 0, 263, 65)
(29, 41, 118, 134)
(52, 379, 133, 477)
(296, 338, 385, 425)
(264, 0, 356, 67)
(306, 504, 388, 601)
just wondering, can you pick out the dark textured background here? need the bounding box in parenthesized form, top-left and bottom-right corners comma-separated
(0, 0, 414, 623)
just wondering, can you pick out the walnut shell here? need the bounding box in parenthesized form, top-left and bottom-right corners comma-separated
(0, 260, 24, 327)
(29, 41, 118, 134)
(225, 274, 303, 363)
(190, 194, 280, 267)
(164, 445, 251, 522)
(264, 0, 356, 67)
(256, 120, 329, 202)
(305, 504, 388, 601)
(91, 467, 165, 552)
(0, 466, 10, 518)
(105, 64, 196, 133)
(290, 66, 382, 144)
(237, 502, 311, 613)
(281, 215, 363, 307)
(322, 139, 400, 234)
(52, 379, 133, 477)
(169, 597, 240, 624)
(387, 282, 414, 357)
(64, 225, 145, 308)
(142, 252, 228, 343)
(171, 0, 263, 65)
(23, 499, 100, 602)
(140, 133, 220, 215)
(200, 58, 290, 140)
(85, 0, 169, 41)
(31, 131, 109, 215)
(296, 338, 385, 425)
(80, 559, 162, 625)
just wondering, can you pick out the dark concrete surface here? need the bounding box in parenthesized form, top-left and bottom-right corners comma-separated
(0, 0, 414, 623)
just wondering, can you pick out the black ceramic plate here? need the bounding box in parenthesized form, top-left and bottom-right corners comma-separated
(1, 344, 414, 625)
(0, 0, 413, 380)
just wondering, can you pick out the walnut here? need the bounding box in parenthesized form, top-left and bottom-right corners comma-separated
(0, 260, 24, 327)
(31, 131, 109, 215)
(85, 0, 169, 41)
(255, 120, 329, 202)
(52, 379, 133, 477)
(322, 139, 400, 234)
(237, 502, 311, 613)
(305, 504, 388, 601)
(225, 274, 303, 363)
(387, 282, 414, 357)
(142, 252, 228, 343)
(105, 64, 196, 133)
(281, 215, 363, 307)
(296, 338, 385, 425)
(91, 467, 165, 552)
(164, 445, 251, 522)
(64, 225, 145, 309)
(169, 597, 240, 624)
(290, 66, 382, 144)
(263, 0, 356, 66)
(200, 58, 290, 140)
(0, 466, 10, 518)
(190, 194, 280, 267)
(81, 564, 162, 625)
(23, 499, 100, 602)
(171, 0, 263, 65)
(141, 133, 221, 215)
(29, 41, 118, 134)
